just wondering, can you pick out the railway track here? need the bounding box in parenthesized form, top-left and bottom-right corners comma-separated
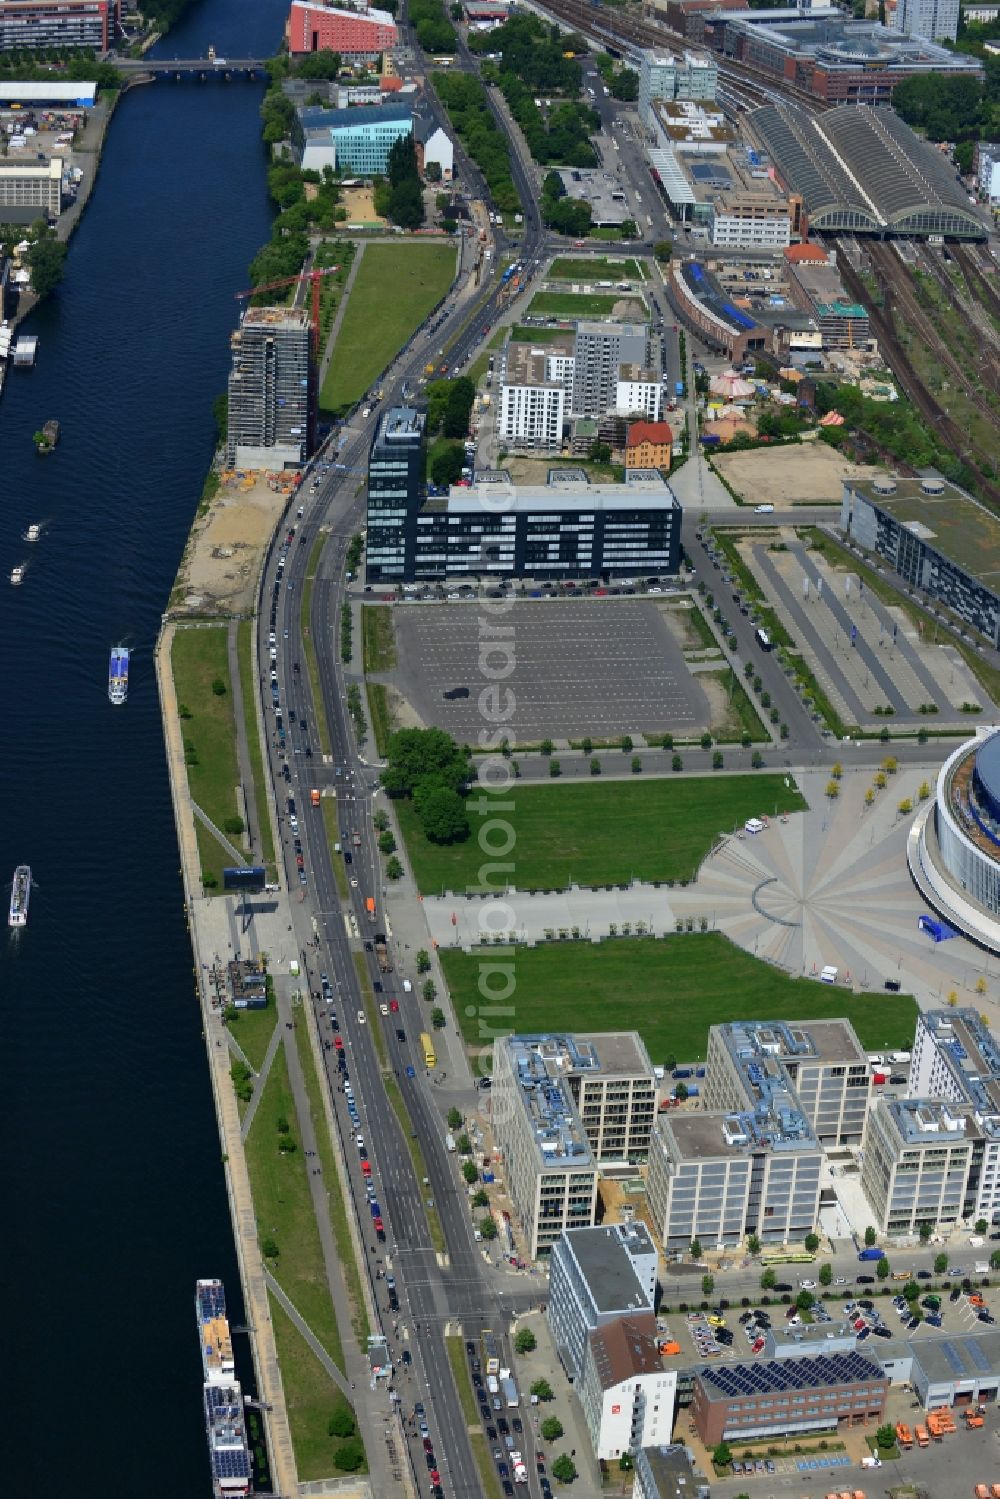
(950, 242, 1000, 328)
(920, 243, 1000, 377)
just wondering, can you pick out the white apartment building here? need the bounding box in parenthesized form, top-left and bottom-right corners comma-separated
(498, 342, 569, 450)
(977, 143, 1000, 204)
(548, 1223, 657, 1383)
(578, 1314, 677, 1461)
(860, 1097, 973, 1235)
(896, 0, 959, 42)
(616, 364, 662, 422)
(710, 199, 791, 250)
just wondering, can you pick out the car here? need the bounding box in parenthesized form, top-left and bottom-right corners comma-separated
(502, 1484, 514, 1499)
(979, 1311, 996, 1323)
(873, 1325, 892, 1338)
(917, 1270, 932, 1280)
(858, 1299, 875, 1311)
(357, 1010, 366, 1024)
(834, 1276, 848, 1286)
(512, 1417, 522, 1434)
(906, 1316, 919, 1330)
(731, 1463, 744, 1477)
(857, 1326, 871, 1341)
(497, 1418, 508, 1435)
(390, 999, 400, 1012)
(423, 1438, 434, 1454)
(799, 1279, 816, 1290)
(497, 1462, 509, 1479)
(926, 1314, 943, 1327)
(486, 1424, 497, 1441)
(858, 1274, 875, 1284)
(765, 1460, 776, 1474)
(380, 1003, 389, 1016)
(406, 1065, 415, 1078)
(950, 1288, 962, 1302)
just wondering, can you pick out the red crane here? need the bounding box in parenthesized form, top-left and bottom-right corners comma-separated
(235, 264, 340, 356)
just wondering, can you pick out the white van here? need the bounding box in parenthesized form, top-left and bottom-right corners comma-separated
(754, 503, 774, 514)
(745, 818, 765, 834)
(820, 965, 839, 984)
(889, 1050, 911, 1064)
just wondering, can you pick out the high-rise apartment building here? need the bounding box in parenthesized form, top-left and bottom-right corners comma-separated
(365, 406, 426, 581)
(895, 0, 958, 43)
(638, 48, 718, 126)
(572, 323, 648, 419)
(226, 307, 313, 471)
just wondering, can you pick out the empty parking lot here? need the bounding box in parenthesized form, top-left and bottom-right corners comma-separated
(387, 599, 710, 742)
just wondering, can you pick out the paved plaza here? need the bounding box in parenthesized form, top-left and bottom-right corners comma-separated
(387, 599, 710, 741)
(425, 768, 1000, 1021)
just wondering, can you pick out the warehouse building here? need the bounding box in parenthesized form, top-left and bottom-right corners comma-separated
(750, 101, 985, 239)
(877, 1330, 1000, 1408)
(690, 1350, 888, 1446)
(548, 1222, 657, 1383)
(0, 155, 62, 221)
(0, 79, 96, 105)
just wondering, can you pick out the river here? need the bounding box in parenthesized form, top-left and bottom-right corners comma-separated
(1, 1, 286, 1490)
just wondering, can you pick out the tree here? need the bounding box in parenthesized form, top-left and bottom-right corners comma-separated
(386, 855, 403, 880)
(654, 240, 673, 262)
(864, 1225, 877, 1246)
(702, 1273, 715, 1297)
(417, 949, 431, 973)
(447, 1107, 463, 1129)
(804, 1232, 820, 1253)
(760, 1268, 776, 1291)
(621, 734, 633, 753)
(903, 1280, 920, 1303)
(423, 979, 437, 1002)
(551, 1455, 577, 1483)
(875, 1422, 897, 1451)
(378, 830, 396, 854)
(27, 228, 67, 299)
(549, 758, 561, 778)
(462, 1159, 479, 1183)
(825, 779, 840, 800)
(418, 784, 470, 844)
(261, 1235, 279, 1260)
(530, 1378, 553, 1401)
(712, 750, 724, 771)
(990, 1250, 1000, 1271)
(690, 1239, 702, 1259)
(747, 1233, 761, 1255)
(540, 1416, 563, 1441)
(674, 1082, 689, 1101)
(876, 1256, 890, 1280)
(976, 1218, 989, 1235)
(712, 1442, 733, 1469)
(430, 440, 466, 487)
(934, 1252, 948, 1273)
(328, 1407, 356, 1438)
(819, 1263, 832, 1286)
(334, 1437, 365, 1472)
(539, 738, 554, 756)
(472, 1188, 489, 1207)
(796, 1289, 814, 1310)
(383, 726, 469, 799)
(457, 1134, 472, 1154)
(431, 1007, 446, 1029)
(514, 1328, 537, 1354)
(672, 753, 683, 773)
(919, 1221, 932, 1243)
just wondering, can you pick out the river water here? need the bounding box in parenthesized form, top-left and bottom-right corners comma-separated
(1, 2, 285, 1490)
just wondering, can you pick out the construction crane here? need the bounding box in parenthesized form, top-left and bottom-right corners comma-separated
(234, 264, 340, 356)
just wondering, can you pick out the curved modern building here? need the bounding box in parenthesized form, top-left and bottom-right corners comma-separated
(909, 727, 1000, 952)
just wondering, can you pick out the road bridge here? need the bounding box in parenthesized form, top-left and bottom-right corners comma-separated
(116, 56, 268, 75)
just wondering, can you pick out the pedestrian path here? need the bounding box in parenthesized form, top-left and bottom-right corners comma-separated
(264, 1268, 350, 1395)
(240, 1020, 283, 1140)
(191, 797, 245, 864)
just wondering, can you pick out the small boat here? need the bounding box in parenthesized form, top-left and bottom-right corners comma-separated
(35, 419, 59, 453)
(10, 563, 24, 585)
(9, 865, 30, 927)
(25, 524, 41, 542)
(109, 645, 130, 705)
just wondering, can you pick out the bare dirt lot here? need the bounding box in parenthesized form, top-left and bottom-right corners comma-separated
(711, 442, 881, 508)
(169, 471, 294, 617)
(340, 184, 384, 226)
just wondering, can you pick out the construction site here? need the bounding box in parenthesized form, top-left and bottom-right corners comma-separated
(168, 467, 300, 618)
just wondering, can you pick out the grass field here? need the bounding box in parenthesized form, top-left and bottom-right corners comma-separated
(366, 682, 395, 759)
(440, 935, 918, 1063)
(171, 625, 241, 889)
(268, 1295, 364, 1482)
(396, 775, 806, 894)
(301, 535, 332, 757)
(321, 797, 350, 902)
(548, 256, 646, 280)
(445, 1338, 503, 1499)
(361, 604, 396, 673)
(237, 619, 276, 877)
(320, 242, 456, 414)
(528, 290, 620, 317)
(510, 324, 572, 343)
(227, 1002, 278, 1073)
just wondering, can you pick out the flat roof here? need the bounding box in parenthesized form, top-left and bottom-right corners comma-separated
(640, 1447, 703, 1499)
(697, 1349, 886, 1401)
(847, 474, 1000, 590)
(910, 1329, 1000, 1385)
(444, 476, 678, 514)
(500, 1036, 594, 1169)
(565, 1223, 655, 1315)
(0, 81, 95, 103)
(660, 1113, 751, 1160)
(718, 1017, 866, 1067)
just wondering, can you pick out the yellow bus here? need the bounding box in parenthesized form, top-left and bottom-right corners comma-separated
(420, 1032, 437, 1068)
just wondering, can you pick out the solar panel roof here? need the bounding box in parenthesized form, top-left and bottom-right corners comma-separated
(699, 1350, 884, 1399)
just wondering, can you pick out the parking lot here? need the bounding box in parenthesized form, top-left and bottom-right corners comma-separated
(389, 598, 710, 742)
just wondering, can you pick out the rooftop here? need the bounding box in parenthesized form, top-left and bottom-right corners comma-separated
(846, 473, 1000, 589)
(639, 1446, 707, 1499)
(918, 1009, 1000, 1115)
(507, 1032, 654, 1081)
(721, 1017, 866, 1068)
(561, 1222, 657, 1315)
(442, 473, 679, 515)
(504, 343, 563, 387)
(299, 101, 412, 134)
(883, 1096, 971, 1145)
(588, 1313, 662, 1388)
(627, 421, 673, 448)
(501, 1035, 595, 1169)
(376, 405, 425, 446)
(658, 1112, 755, 1161)
(241, 305, 311, 329)
(651, 98, 733, 146)
(696, 1349, 886, 1401)
(729, 11, 981, 72)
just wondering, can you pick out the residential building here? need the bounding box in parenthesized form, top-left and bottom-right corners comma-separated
(578, 1315, 677, 1461)
(634, 1445, 710, 1499)
(365, 450, 682, 583)
(977, 142, 1000, 205)
(0, 156, 61, 220)
(896, 0, 959, 43)
(498, 343, 567, 451)
(861, 1097, 973, 1235)
(625, 422, 673, 472)
(964, 3, 1000, 18)
(420, 124, 454, 180)
(638, 48, 718, 126)
(616, 364, 662, 422)
(0, 0, 108, 52)
(572, 322, 648, 419)
(366, 406, 425, 580)
(548, 1223, 657, 1383)
(287, 0, 398, 60)
(690, 1351, 888, 1446)
(704, 1019, 871, 1147)
(225, 306, 314, 470)
(646, 1083, 823, 1251)
(297, 102, 412, 175)
(491, 1034, 599, 1259)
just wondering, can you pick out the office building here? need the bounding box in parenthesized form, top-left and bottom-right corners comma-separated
(548, 1222, 657, 1383)
(860, 1097, 973, 1235)
(287, 0, 398, 60)
(364, 434, 682, 583)
(909, 1009, 1000, 1227)
(912, 729, 1000, 956)
(498, 343, 567, 451)
(365, 406, 425, 580)
(616, 365, 662, 422)
(646, 1071, 823, 1250)
(572, 322, 648, 419)
(704, 1019, 871, 1147)
(491, 1034, 599, 1259)
(297, 101, 412, 176)
(783, 243, 872, 351)
(0, 156, 62, 221)
(0, 0, 108, 52)
(690, 1351, 888, 1446)
(895, 0, 959, 43)
(579, 1315, 677, 1461)
(625, 422, 673, 472)
(638, 48, 718, 126)
(977, 142, 1000, 205)
(225, 307, 314, 471)
(635, 1445, 710, 1499)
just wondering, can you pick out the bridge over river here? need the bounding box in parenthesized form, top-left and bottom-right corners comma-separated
(116, 55, 268, 76)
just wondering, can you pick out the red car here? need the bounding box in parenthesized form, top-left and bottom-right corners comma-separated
(334, 1036, 344, 1050)
(430, 1471, 440, 1486)
(423, 1439, 434, 1454)
(751, 1337, 765, 1354)
(373, 1214, 384, 1233)
(389, 999, 399, 1013)
(361, 1160, 371, 1177)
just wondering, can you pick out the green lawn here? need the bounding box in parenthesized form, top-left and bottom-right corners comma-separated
(366, 682, 395, 759)
(510, 324, 572, 343)
(548, 256, 646, 280)
(528, 290, 620, 317)
(361, 604, 396, 673)
(171, 624, 242, 890)
(320, 797, 350, 902)
(301, 535, 332, 757)
(227, 1002, 278, 1073)
(396, 775, 806, 894)
(237, 618, 276, 877)
(268, 1295, 364, 1482)
(440, 934, 918, 1064)
(320, 242, 457, 413)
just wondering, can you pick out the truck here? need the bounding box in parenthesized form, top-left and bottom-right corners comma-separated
(915, 1425, 929, 1447)
(501, 1375, 518, 1408)
(481, 1330, 501, 1375)
(858, 1247, 886, 1261)
(445, 1132, 456, 1152)
(675, 379, 684, 397)
(511, 1453, 528, 1484)
(352, 831, 362, 847)
(365, 896, 376, 921)
(310, 788, 321, 807)
(374, 934, 392, 973)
